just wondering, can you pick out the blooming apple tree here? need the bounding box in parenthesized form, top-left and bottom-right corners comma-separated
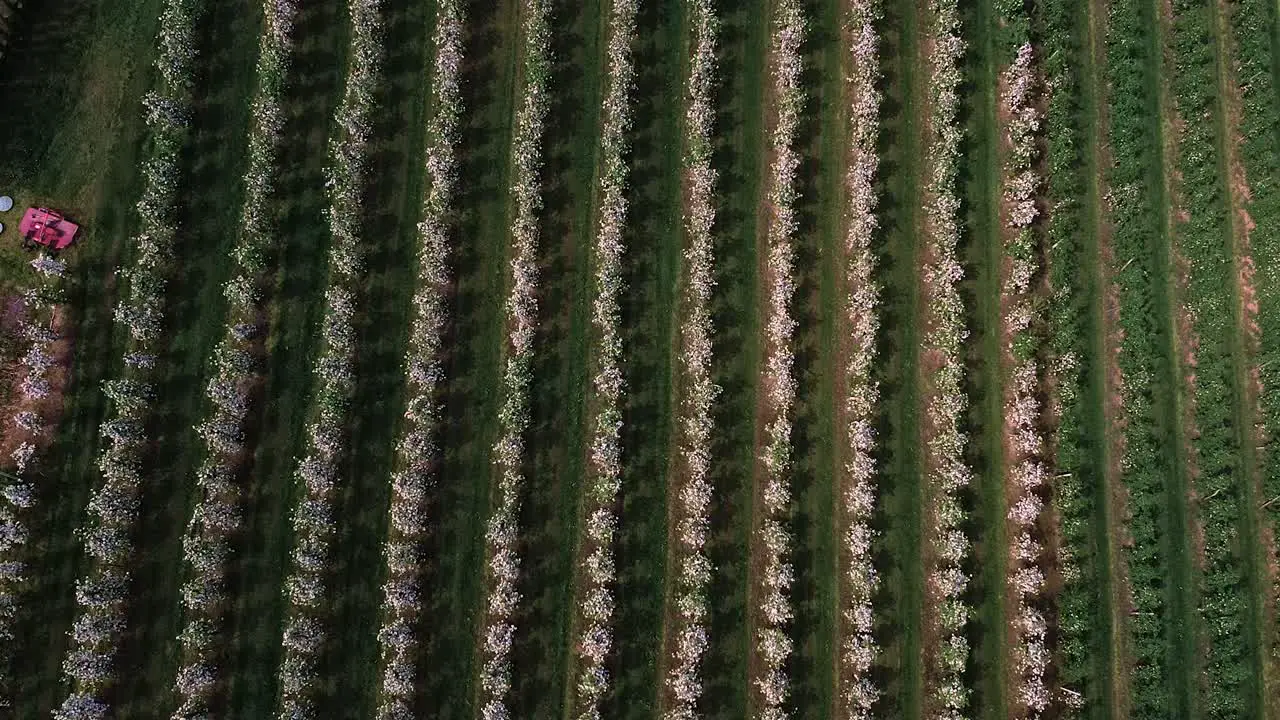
(662, 2, 721, 718)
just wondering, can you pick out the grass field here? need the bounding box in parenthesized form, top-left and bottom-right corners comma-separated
(702, 0, 766, 715)
(606, 0, 684, 716)
(873, 0, 926, 715)
(957, 0, 1008, 713)
(0, 0, 1277, 717)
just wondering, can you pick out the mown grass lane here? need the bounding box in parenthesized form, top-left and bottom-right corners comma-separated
(606, 0, 685, 716)
(703, 0, 767, 715)
(112, 0, 264, 713)
(221, 0, 349, 713)
(871, 0, 925, 714)
(417, 0, 520, 715)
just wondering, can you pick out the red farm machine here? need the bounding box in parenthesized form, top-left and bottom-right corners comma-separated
(19, 207, 79, 252)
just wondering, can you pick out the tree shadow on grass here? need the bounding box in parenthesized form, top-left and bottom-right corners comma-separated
(318, 0, 432, 713)
(702, 1, 767, 718)
(509, 0, 604, 716)
(417, 0, 518, 716)
(110, 0, 263, 714)
(220, 0, 346, 714)
(867, 0, 924, 716)
(606, 0, 684, 715)
(785, 0, 844, 716)
(953, 2, 1011, 715)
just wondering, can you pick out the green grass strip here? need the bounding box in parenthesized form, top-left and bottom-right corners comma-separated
(605, 0, 685, 716)
(957, 0, 1007, 713)
(416, 0, 520, 714)
(874, 0, 925, 713)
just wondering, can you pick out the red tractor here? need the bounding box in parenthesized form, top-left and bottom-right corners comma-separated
(19, 207, 79, 251)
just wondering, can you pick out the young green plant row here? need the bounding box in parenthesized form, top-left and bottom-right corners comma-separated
(1166, 0, 1267, 715)
(1037, 0, 1138, 715)
(1228, 0, 1280, 682)
(1103, 0, 1197, 715)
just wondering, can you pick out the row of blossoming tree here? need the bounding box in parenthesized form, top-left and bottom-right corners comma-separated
(52, 0, 203, 716)
(660, 1, 720, 717)
(272, 0, 383, 715)
(836, 1, 882, 716)
(475, 1, 551, 718)
(567, 0, 637, 717)
(0, 255, 66, 705)
(919, 0, 972, 716)
(750, 0, 804, 717)
(370, 1, 462, 718)
(166, 0, 298, 716)
(996, 38, 1055, 717)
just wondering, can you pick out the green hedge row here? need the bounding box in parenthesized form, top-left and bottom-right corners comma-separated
(1039, 0, 1111, 715)
(1103, 0, 1198, 716)
(1229, 0, 1280, 691)
(1167, 0, 1265, 715)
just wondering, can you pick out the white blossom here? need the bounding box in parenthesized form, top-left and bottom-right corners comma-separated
(662, 3, 722, 718)
(837, 3, 884, 717)
(273, 0, 382, 716)
(750, 4, 806, 714)
(569, 0, 637, 716)
(998, 41, 1052, 718)
(371, 1, 461, 717)
(919, 2, 973, 716)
